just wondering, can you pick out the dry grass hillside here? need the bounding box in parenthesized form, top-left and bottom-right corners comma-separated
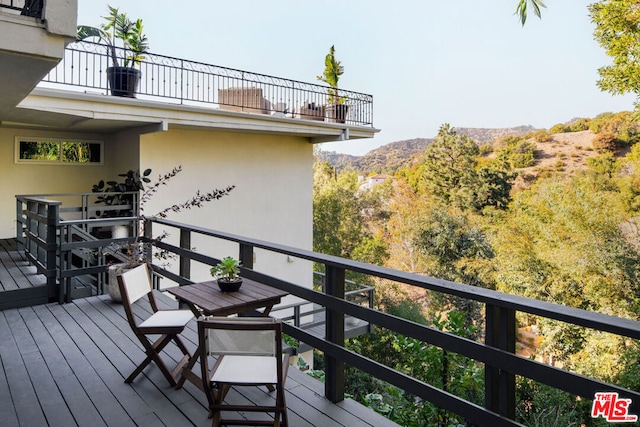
(510, 130, 599, 189)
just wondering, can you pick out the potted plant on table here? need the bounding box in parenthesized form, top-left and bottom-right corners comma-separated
(210, 256, 243, 292)
(317, 45, 349, 124)
(77, 5, 149, 97)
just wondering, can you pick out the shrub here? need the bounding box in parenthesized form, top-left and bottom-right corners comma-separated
(592, 131, 619, 153)
(549, 123, 570, 134)
(532, 130, 553, 143)
(589, 112, 615, 133)
(478, 144, 493, 156)
(510, 141, 536, 168)
(568, 118, 591, 132)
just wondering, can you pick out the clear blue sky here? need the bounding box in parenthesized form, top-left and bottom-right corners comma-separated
(78, 0, 635, 156)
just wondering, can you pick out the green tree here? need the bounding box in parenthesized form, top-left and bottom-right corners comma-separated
(414, 208, 496, 335)
(586, 152, 619, 180)
(590, 0, 640, 101)
(312, 161, 389, 267)
(493, 173, 640, 368)
(420, 124, 516, 211)
(420, 124, 479, 209)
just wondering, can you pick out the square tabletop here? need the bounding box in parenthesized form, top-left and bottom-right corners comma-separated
(166, 277, 288, 317)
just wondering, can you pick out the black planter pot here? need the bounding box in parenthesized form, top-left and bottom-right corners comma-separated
(107, 66, 141, 98)
(326, 104, 349, 123)
(217, 277, 243, 292)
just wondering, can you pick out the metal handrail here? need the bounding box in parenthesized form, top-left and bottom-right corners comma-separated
(13, 196, 640, 425)
(0, 0, 43, 17)
(39, 40, 374, 127)
(269, 271, 374, 333)
(16, 192, 141, 301)
(144, 216, 640, 426)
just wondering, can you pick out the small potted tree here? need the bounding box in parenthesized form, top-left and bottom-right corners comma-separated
(95, 166, 235, 302)
(210, 256, 243, 292)
(92, 168, 152, 227)
(317, 45, 349, 123)
(77, 5, 148, 97)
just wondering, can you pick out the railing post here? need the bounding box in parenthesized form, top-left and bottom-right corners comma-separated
(144, 218, 153, 264)
(325, 264, 346, 403)
(43, 202, 61, 302)
(485, 304, 516, 420)
(239, 243, 253, 270)
(16, 197, 25, 252)
(179, 228, 191, 280)
(180, 59, 184, 104)
(59, 222, 71, 303)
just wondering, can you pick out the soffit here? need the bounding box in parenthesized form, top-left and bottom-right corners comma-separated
(11, 88, 379, 142)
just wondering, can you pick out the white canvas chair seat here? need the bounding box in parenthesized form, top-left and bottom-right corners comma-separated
(210, 355, 278, 384)
(198, 316, 289, 427)
(139, 310, 193, 330)
(118, 264, 193, 387)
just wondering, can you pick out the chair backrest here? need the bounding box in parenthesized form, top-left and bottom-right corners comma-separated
(118, 264, 152, 305)
(202, 317, 281, 357)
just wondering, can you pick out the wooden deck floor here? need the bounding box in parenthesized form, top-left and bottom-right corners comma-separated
(0, 239, 46, 291)
(0, 291, 398, 427)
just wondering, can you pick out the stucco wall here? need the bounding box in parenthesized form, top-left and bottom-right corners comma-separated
(0, 127, 140, 238)
(140, 128, 314, 287)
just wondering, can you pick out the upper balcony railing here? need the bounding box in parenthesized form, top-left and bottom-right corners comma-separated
(39, 40, 375, 127)
(0, 0, 43, 18)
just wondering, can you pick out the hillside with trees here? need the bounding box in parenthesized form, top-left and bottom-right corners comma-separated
(312, 110, 640, 426)
(318, 126, 538, 174)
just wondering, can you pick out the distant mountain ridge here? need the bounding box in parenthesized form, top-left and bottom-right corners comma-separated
(318, 126, 537, 173)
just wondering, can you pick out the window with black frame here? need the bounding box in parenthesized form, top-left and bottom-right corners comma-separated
(16, 138, 103, 164)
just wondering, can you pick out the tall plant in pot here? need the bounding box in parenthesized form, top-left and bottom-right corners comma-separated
(97, 166, 235, 301)
(77, 5, 149, 97)
(317, 45, 349, 123)
(92, 168, 151, 225)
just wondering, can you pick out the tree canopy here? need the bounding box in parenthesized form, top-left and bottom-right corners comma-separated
(590, 0, 640, 101)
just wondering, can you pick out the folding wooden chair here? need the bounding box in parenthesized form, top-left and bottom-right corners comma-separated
(198, 316, 289, 427)
(118, 264, 193, 387)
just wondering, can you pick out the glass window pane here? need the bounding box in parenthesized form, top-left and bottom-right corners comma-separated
(19, 141, 60, 161)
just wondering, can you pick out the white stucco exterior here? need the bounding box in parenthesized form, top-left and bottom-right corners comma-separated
(139, 128, 314, 285)
(0, 0, 376, 293)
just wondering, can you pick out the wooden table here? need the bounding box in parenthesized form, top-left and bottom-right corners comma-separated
(166, 278, 288, 389)
(167, 277, 288, 318)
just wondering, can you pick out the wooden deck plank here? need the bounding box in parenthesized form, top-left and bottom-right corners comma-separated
(74, 296, 202, 427)
(35, 304, 135, 427)
(16, 307, 79, 427)
(0, 309, 50, 426)
(0, 249, 20, 291)
(0, 239, 48, 292)
(0, 239, 46, 288)
(49, 300, 153, 423)
(0, 290, 398, 427)
(0, 319, 22, 427)
(15, 306, 107, 427)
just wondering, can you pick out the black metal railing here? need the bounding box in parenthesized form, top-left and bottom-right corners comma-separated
(0, 0, 43, 17)
(270, 272, 374, 344)
(39, 40, 374, 127)
(13, 198, 640, 425)
(140, 217, 639, 427)
(16, 192, 141, 302)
